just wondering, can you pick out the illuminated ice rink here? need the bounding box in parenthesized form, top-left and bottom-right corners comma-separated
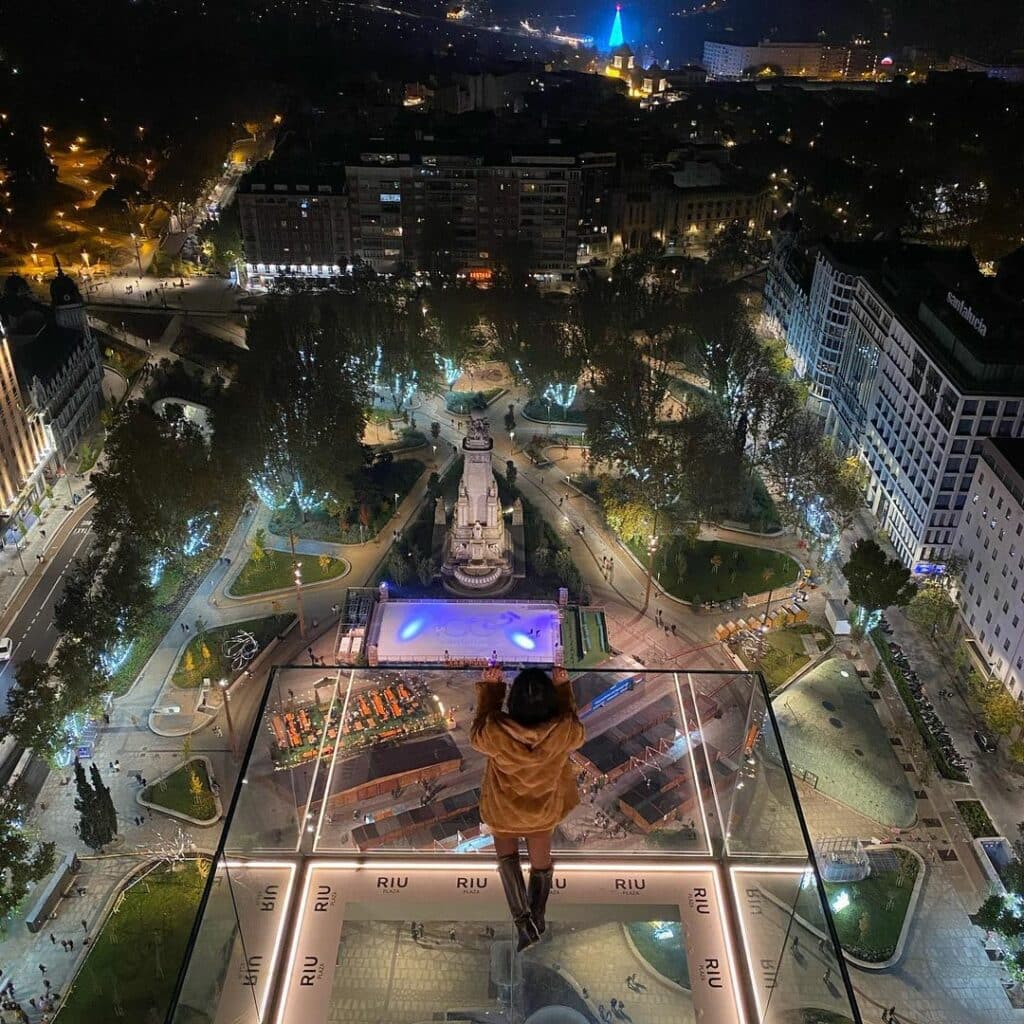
(374, 600, 560, 663)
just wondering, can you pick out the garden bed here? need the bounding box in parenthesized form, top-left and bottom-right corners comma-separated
(956, 799, 997, 838)
(97, 333, 149, 380)
(231, 550, 346, 596)
(523, 396, 587, 424)
(790, 847, 921, 963)
(171, 326, 245, 374)
(739, 625, 826, 690)
(625, 536, 799, 604)
(444, 387, 504, 414)
(171, 614, 294, 688)
(269, 458, 426, 543)
(142, 758, 219, 823)
(57, 862, 205, 1024)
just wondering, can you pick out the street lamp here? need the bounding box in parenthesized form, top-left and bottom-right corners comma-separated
(642, 533, 659, 614)
(394, 491, 400, 514)
(289, 531, 307, 638)
(30, 241, 38, 266)
(509, 429, 516, 454)
(129, 232, 143, 276)
(217, 678, 237, 759)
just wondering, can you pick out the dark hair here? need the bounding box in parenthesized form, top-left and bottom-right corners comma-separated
(506, 668, 560, 727)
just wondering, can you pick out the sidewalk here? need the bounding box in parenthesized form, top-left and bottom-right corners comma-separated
(0, 483, 93, 623)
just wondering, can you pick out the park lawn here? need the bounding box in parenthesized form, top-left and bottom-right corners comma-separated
(143, 759, 217, 821)
(956, 799, 997, 838)
(232, 549, 347, 596)
(740, 625, 826, 690)
(172, 614, 294, 688)
(523, 396, 587, 424)
(445, 387, 503, 414)
(97, 333, 149, 379)
(270, 458, 426, 543)
(171, 326, 244, 375)
(795, 848, 919, 963)
(58, 863, 206, 1024)
(626, 537, 800, 604)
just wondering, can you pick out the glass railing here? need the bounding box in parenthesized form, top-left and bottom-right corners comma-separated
(167, 665, 862, 1024)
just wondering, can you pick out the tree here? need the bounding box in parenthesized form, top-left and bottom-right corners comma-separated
(216, 293, 370, 512)
(385, 547, 411, 586)
(907, 583, 957, 638)
(74, 758, 114, 851)
(89, 761, 118, 842)
(0, 795, 56, 922)
(430, 421, 441, 442)
(0, 658, 65, 756)
(982, 689, 1023, 738)
(841, 539, 917, 627)
(505, 460, 517, 489)
(91, 404, 211, 557)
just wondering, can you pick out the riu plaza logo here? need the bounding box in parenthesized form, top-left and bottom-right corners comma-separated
(375, 876, 409, 894)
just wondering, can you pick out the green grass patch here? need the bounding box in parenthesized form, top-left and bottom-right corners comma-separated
(739, 625, 825, 690)
(562, 608, 610, 669)
(626, 537, 799, 604)
(58, 863, 206, 1024)
(523, 396, 587, 424)
(955, 799, 997, 838)
(379, 428, 426, 452)
(872, 632, 968, 782)
(171, 614, 294, 688)
(270, 459, 426, 543)
(625, 920, 691, 988)
(97, 333, 149, 380)
(444, 387, 503, 414)
(143, 759, 218, 821)
(793, 848, 919, 963)
(171, 326, 244, 374)
(75, 434, 104, 474)
(232, 549, 346, 596)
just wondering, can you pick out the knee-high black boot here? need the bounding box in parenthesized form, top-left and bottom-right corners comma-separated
(497, 853, 540, 952)
(528, 866, 554, 935)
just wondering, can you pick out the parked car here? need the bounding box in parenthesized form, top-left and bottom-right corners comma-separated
(974, 731, 998, 753)
(0, 636, 11, 662)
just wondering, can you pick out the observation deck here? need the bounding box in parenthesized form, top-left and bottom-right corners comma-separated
(166, 663, 862, 1024)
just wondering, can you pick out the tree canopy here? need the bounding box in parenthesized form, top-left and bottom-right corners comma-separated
(841, 539, 917, 616)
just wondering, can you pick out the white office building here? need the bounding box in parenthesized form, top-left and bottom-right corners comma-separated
(951, 438, 1024, 696)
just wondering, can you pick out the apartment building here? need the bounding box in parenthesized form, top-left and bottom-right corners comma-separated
(951, 438, 1024, 695)
(844, 259, 1024, 571)
(239, 149, 580, 282)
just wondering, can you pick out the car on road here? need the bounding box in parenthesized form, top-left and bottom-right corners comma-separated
(0, 637, 12, 662)
(974, 730, 998, 753)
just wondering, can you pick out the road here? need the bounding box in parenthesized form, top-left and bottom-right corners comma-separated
(0, 503, 95, 713)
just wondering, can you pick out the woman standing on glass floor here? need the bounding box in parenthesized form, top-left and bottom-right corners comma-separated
(470, 664, 585, 951)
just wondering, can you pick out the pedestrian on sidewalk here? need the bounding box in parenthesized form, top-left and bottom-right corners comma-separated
(80, 919, 87, 932)
(48, 934, 55, 945)
(822, 967, 832, 985)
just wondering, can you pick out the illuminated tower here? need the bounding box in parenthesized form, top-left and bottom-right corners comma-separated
(608, 3, 624, 49)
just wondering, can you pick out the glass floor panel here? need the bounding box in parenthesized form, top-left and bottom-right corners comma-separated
(277, 862, 743, 1024)
(169, 658, 861, 1024)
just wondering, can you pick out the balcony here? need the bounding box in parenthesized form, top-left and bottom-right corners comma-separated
(167, 665, 860, 1024)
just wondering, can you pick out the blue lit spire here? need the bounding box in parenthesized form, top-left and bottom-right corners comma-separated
(608, 3, 624, 49)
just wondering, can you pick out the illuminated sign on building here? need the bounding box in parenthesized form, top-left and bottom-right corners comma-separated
(946, 291, 988, 337)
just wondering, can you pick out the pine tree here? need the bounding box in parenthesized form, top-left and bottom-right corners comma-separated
(89, 761, 118, 843)
(73, 759, 103, 851)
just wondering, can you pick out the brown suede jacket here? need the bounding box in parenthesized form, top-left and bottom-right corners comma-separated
(469, 677, 585, 835)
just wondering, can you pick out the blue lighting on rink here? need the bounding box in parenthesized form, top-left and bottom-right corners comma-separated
(399, 615, 428, 641)
(376, 600, 560, 664)
(511, 631, 536, 651)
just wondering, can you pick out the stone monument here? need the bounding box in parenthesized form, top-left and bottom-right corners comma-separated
(438, 412, 522, 594)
